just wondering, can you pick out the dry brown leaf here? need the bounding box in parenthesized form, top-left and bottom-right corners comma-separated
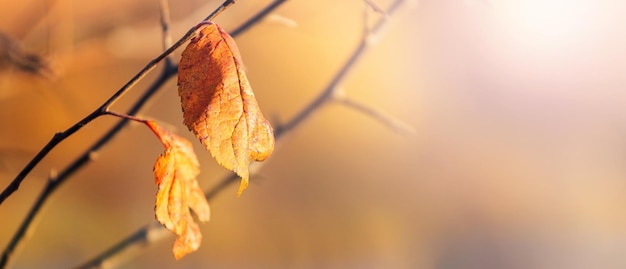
(178, 23, 274, 196)
(146, 121, 210, 260)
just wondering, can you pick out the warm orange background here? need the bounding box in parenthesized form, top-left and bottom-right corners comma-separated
(2, 0, 626, 268)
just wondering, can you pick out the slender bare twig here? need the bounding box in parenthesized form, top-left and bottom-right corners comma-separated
(333, 91, 416, 135)
(77, 0, 409, 267)
(157, 0, 175, 93)
(365, 0, 385, 14)
(75, 174, 241, 269)
(158, 0, 173, 51)
(230, 0, 288, 37)
(276, 0, 405, 138)
(0, 1, 236, 267)
(0, 0, 234, 206)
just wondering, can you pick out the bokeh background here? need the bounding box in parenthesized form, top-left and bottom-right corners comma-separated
(2, 0, 626, 268)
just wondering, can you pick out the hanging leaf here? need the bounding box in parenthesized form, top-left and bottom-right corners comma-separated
(178, 22, 274, 196)
(146, 121, 210, 260)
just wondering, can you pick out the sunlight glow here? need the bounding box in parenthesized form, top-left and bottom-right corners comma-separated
(501, 0, 593, 47)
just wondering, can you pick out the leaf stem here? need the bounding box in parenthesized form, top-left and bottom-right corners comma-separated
(103, 111, 149, 123)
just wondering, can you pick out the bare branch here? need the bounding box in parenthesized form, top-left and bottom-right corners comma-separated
(158, 0, 175, 71)
(76, 222, 172, 269)
(231, 0, 288, 37)
(365, 0, 386, 14)
(0, 1, 237, 267)
(77, 0, 409, 267)
(333, 91, 416, 135)
(158, 0, 173, 51)
(75, 173, 240, 269)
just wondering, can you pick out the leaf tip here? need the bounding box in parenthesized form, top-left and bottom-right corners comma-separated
(236, 177, 249, 197)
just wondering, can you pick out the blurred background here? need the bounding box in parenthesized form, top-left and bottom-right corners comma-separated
(2, 0, 626, 268)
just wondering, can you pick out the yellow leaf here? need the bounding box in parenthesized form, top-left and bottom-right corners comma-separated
(178, 23, 274, 196)
(147, 121, 210, 260)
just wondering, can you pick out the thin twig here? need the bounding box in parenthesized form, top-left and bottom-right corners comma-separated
(0, 1, 236, 268)
(75, 173, 240, 269)
(158, 0, 173, 51)
(333, 91, 416, 135)
(0, 0, 234, 207)
(100, 0, 234, 112)
(78, 0, 408, 267)
(365, 0, 386, 14)
(0, 110, 100, 205)
(158, 0, 175, 72)
(278, 0, 404, 138)
(230, 0, 288, 37)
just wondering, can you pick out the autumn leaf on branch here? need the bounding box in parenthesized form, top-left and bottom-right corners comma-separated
(146, 121, 210, 260)
(178, 22, 275, 197)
